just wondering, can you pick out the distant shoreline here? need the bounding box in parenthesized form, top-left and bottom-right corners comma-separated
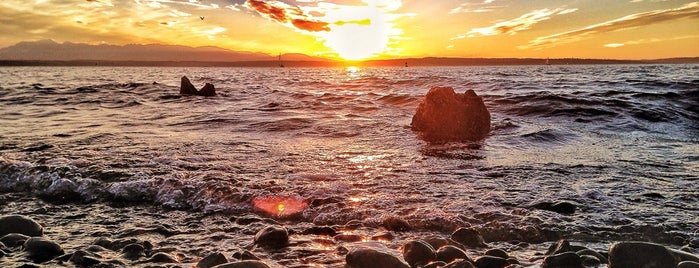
(1, 57, 697, 67)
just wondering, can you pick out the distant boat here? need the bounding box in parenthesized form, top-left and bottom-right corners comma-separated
(278, 53, 284, 68)
(545, 58, 551, 65)
(405, 62, 408, 67)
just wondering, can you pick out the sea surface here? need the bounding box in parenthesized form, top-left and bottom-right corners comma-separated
(0, 65, 697, 266)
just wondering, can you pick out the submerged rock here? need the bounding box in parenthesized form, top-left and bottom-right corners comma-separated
(678, 261, 699, 268)
(436, 245, 471, 263)
(450, 227, 487, 248)
(0, 215, 43, 237)
(346, 245, 410, 268)
(473, 255, 508, 268)
(197, 252, 228, 268)
(1, 233, 30, 247)
(402, 240, 436, 267)
(180, 76, 216, 96)
(542, 252, 583, 268)
(411, 87, 490, 142)
(211, 260, 271, 268)
(22, 237, 64, 263)
(254, 225, 289, 248)
(608, 241, 678, 268)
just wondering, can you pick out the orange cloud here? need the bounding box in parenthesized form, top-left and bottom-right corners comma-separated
(245, 0, 329, 32)
(520, 2, 699, 50)
(454, 7, 577, 39)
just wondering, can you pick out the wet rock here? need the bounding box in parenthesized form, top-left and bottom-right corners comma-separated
(423, 261, 447, 268)
(532, 201, 577, 215)
(91, 237, 114, 249)
(580, 254, 601, 267)
(485, 248, 508, 259)
(608, 241, 678, 268)
(436, 245, 471, 263)
(678, 261, 699, 268)
(0, 215, 43, 237)
(402, 240, 436, 267)
(232, 215, 263, 225)
(22, 237, 64, 263)
(211, 260, 271, 268)
(545, 239, 572, 256)
(576, 249, 606, 263)
(254, 225, 289, 248)
(334, 234, 364, 242)
(85, 244, 108, 252)
(382, 216, 411, 232)
(144, 252, 179, 263)
(180, 76, 216, 96)
(15, 264, 41, 268)
(302, 226, 338, 236)
(450, 228, 487, 248)
(197, 252, 228, 268)
(473, 255, 508, 268)
(69, 249, 102, 267)
(232, 249, 261, 260)
(122, 243, 146, 259)
(444, 259, 475, 268)
(346, 244, 410, 268)
(542, 252, 582, 268)
(670, 248, 699, 262)
(411, 87, 491, 142)
(371, 232, 395, 241)
(1, 233, 30, 247)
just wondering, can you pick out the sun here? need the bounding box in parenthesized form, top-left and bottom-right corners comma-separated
(315, 4, 397, 60)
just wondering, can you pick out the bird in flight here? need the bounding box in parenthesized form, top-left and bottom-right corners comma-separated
(200, 16, 205, 20)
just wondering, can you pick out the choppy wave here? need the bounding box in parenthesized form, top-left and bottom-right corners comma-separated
(1, 65, 698, 245)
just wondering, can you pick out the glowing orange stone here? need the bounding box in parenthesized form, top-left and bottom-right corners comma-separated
(253, 196, 308, 217)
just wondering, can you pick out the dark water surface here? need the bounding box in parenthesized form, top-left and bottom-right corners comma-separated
(1, 65, 697, 266)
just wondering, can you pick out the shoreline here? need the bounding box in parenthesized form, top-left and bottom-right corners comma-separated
(1, 193, 697, 267)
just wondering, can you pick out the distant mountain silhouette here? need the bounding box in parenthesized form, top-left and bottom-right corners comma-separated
(0, 40, 325, 62)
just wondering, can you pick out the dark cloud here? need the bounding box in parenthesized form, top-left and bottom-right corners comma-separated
(245, 0, 329, 32)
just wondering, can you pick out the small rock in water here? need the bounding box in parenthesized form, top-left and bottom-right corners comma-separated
(345, 244, 410, 268)
(608, 241, 678, 268)
(180, 76, 216, 96)
(576, 249, 607, 263)
(422, 261, 447, 268)
(532, 201, 577, 215)
(670, 248, 699, 263)
(383, 216, 412, 232)
(450, 227, 487, 248)
(678, 261, 699, 268)
(411, 87, 491, 142)
(197, 252, 228, 268)
(580, 254, 601, 267)
(542, 252, 583, 268)
(22, 237, 64, 263)
(545, 239, 572, 256)
(436, 245, 471, 263)
(1, 233, 31, 247)
(211, 260, 271, 268)
(473, 255, 508, 268)
(402, 240, 436, 267)
(143, 252, 179, 263)
(199, 83, 216, 96)
(232, 249, 261, 260)
(254, 225, 289, 248)
(443, 259, 475, 268)
(484, 248, 509, 259)
(121, 243, 146, 259)
(0, 215, 43, 237)
(69, 249, 102, 267)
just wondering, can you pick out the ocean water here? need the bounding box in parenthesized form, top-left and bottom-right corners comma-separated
(0, 65, 698, 266)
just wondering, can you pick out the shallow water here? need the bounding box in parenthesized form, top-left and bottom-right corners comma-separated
(1, 65, 698, 266)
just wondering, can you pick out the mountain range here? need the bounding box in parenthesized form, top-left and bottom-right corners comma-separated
(0, 39, 323, 62)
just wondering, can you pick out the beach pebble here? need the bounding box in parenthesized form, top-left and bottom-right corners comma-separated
(1, 233, 30, 247)
(443, 259, 475, 268)
(254, 225, 289, 248)
(302, 226, 338, 236)
(678, 261, 699, 268)
(402, 240, 435, 267)
(473, 255, 508, 268)
(69, 249, 102, 267)
(608, 241, 677, 268)
(670, 248, 699, 262)
(532, 201, 577, 215)
(121, 243, 146, 259)
(580, 254, 601, 267)
(15, 263, 41, 268)
(382, 216, 411, 232)
(22, 237, 64, 263)
(542, 252, 582, 268)
(371, 232, 395, 241)
(576, 249, 606, 263)
(144, 252, 179, 263)
(334, 234, 364, 242)
(436, 245, 471, 263)
(197, 252, 228, 268)
(485, 248, 509, 259)
(450, 227, 487, 248)
(345, 245, 410, 268)
(232, 249, 261, 260)
(422, 261, 447, 268)
(0, 215, 43, 237)
(546, 239, 572, 255)
(211, 260, 271, 268)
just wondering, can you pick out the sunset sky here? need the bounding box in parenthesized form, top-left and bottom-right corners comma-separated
(1, 0, 698, 60)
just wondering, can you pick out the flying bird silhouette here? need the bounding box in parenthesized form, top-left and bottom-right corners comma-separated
(200, 16, 205, 20)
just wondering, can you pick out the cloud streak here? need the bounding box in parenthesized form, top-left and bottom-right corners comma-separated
(520, 2, 699, 50)
(245, 0, 329, 32)
(449, 0, 503, 14)
(453, 7, 577, 39)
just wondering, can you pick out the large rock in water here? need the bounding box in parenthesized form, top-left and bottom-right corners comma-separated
(346, 243, 410, 268)
(180, 76, 216, 96)
(411, 87, 490, 142)
(0, 215, 43, 237)
(608, 241, 678, 268)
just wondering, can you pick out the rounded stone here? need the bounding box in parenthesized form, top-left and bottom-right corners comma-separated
(1, 233, 30, 247)
(69, 249, 102, 267)
(542, 252, 582, 268)
(580, 254, 601, 267)
(608, 242, 678, 268)
(211, 260, 271, 268)
(254, 225, 289, 248)
(473, 255, 508, 268)
(450, 228, 486, 248)
(576, 249, 607, 263)
(444, 259, 475, 268)
(678, 261, 699, 268)
(0, 215, 43, 237)
(436, 245, 471, 263)
(402, 240, 436, 267)
(346, 247, 410, 268)
(197, 252, 228, 268)
(22, 237, 64, 263)
(146, 252, 179, 263)
(121, 243, 145, 259)
(485, 248, 508, 259)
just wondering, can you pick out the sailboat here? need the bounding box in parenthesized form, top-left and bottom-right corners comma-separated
(278, 53, 284, 68)
(545, 58, 551, 65)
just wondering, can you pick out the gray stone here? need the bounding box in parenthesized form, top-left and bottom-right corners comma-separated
(402, 240, 435, 267)
(411, 87, 491, 142)
(436, 245, 471, 263)
(1, 233, 30, 247)
(22, 237, 64, 263)
(542, 252, 583, 268)
(576, 249, 606, 263)
(69, 249, 102, 267)
(197, 252, 228, 268)
(0, 215, 43, 237)
(608, 241, 678, 268)
(450, 228, 487, 248)
(254, 225, 289, 248)
(346, 246, 410, 268)
(473, 255, 508, 268)
(212, 260, 271, 268)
